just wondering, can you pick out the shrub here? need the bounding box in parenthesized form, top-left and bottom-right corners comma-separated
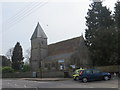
(2, 66, 14, 73)
(0, 67, 2, 72)
(22, 65, 30, 72)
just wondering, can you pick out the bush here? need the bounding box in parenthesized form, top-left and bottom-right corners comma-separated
(22, 65, 30, 72)
(2, 66, 14, 73)
(0, 67, 2, 72)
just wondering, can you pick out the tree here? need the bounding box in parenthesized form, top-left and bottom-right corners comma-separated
(114, 1, 120, 65)
(114, 1, 120, 29)
(24, 48, 31, 65)
(85, 1, 114, 47)
(6, 47, 13, 61)
(91, 27, 118, 65)
(85, 1, 114, 66)
(12, 42, 24, 70)
(1, 55, 11, 67)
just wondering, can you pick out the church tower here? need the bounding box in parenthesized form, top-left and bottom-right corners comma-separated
(30, 22, 48, 71)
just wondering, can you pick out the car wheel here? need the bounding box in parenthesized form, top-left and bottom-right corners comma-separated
(75, 76, 79, 81)
(104, 76, 109, 81)
(74, 77, 79, 81)
(82, 77, 88, 83)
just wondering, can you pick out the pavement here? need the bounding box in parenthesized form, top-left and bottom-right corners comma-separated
(20, 75, 119, 81)
(2, 78, 119, 88)
(21, 78, 70, 81)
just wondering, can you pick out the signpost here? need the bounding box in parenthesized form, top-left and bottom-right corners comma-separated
(58, 59, 65, 70)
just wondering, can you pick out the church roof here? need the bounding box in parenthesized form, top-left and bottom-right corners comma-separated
(48, 36, 84, 56)
(31, 22, 47, 40)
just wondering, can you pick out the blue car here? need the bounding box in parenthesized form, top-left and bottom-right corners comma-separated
(79, 69, 111, 83)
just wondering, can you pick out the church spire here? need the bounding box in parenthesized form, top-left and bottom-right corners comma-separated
(31, 22, 47, 40)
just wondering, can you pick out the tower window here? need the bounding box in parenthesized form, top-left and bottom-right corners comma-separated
(42, 41, 44, 44)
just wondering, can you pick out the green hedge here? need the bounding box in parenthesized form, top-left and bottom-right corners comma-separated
(2, 66, 14, 73)
(0, 67, 2, 72)
(22, 65, 30, 72)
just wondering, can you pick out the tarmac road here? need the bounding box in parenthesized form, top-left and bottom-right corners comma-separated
(1, 77, 119, 88)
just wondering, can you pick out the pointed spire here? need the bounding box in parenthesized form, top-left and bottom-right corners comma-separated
(31, 22, 47, 40)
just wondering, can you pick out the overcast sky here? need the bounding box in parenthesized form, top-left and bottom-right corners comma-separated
(0, 0, 117, 56)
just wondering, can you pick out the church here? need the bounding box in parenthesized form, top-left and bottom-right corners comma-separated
(30, 22, 92, 71)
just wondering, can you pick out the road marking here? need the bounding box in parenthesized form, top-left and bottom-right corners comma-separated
(111, 87, 116, 88)
(33, 81, 37, 82)
(89, 87, 94, 88)
(24, 85, 27, 88)
(15, 84, 18, 86)
(38, 82, 48, 83)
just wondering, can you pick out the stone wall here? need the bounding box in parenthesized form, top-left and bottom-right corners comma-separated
(31, 37, 48, 71)
(2, 71, 64, 78)
(43, 36, 91, 71)
(2, 65, 119, 78)
(30, 35, 91, 72)
(95, 65, 119, 73)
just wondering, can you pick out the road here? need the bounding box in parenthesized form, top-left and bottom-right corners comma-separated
(2, 78, 119, 88)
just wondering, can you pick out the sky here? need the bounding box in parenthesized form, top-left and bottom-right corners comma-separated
(0, 0, 118, 57)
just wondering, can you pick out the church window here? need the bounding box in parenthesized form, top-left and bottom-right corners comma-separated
(42, 41, 44, 45)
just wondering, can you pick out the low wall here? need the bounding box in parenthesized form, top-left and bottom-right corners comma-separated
(2, 65, 119, 78)
(68, 65, 120, 77)
(2, 71, 64, 78)
(37, 71, 64, 78)
(2, 72, 33, 78)
(95, 65, 119, 73)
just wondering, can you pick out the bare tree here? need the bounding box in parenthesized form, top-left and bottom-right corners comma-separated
(6, 47, 13, 61)
(24, 48, 31, 65)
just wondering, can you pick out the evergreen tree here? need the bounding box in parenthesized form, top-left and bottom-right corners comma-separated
(12, 42, 24, 70)
(114, 1, 120, 65)
(85, 1, 114, 47)
(85, 1, 114, 66)
(114, 1, 120, 29)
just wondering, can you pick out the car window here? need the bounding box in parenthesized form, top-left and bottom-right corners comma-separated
(93, 69, 100, 74)
(81, 70, 85, 74)
(85, 70, 92, 74)
(73, 70, 80, 74)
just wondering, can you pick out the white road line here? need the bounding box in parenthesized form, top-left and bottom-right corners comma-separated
(15, 84, 18, 86)
(111, 87, 116, 88)
(33, 81, 37, 82)
(89, 87, 94, 88)
(38, 82, 48, 83)
(24, 85, 27, 88)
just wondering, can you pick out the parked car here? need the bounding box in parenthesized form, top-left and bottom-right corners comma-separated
(73, 68, 84, 80)
(79, 69, 111, 83)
